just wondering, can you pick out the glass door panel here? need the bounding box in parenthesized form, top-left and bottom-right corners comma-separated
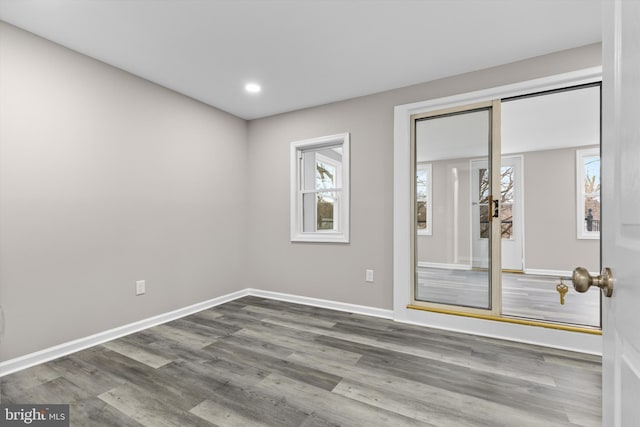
(500, 84, 601, 327)
(413, 107, 494, 310)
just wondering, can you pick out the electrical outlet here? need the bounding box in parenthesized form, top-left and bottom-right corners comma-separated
(136, 280, 146, 295)
(365, 269, 374, 283)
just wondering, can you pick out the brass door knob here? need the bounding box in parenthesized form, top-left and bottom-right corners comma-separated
(571, 267, 614, 297)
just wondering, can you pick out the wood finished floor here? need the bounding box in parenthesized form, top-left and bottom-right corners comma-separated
(0, 296, 602, 426)
(416, 268, 601, 327)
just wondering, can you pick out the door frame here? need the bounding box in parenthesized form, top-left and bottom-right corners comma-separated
(394, 67, 603, 354)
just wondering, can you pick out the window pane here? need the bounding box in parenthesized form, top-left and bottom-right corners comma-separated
(479, 168, 489, 203)
(417, 201, 427, 229)
(316, 161, 336, 190)
(302, 192, 316, 232)
(317, 193, 336, 230)
(416, 169, 427, 199)
(583, 155, 600, 233)
(480, 205, 490, 239)
(501, 203, 513, 239)
(499, 166, 514, 239)
(478, 167, 493, 239)
(416, 168, 429, 230)
(302, 191, 339, 232)
(500, 166, 514, 204)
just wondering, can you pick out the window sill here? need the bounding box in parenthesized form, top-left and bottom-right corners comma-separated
(291, 233, 349, 243)
(577, 233, 600, 240)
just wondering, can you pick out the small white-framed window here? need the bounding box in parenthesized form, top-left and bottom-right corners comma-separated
(576, 147, 600, 239)
(290, 133, 350, 243)
(416, 163, 432, 235)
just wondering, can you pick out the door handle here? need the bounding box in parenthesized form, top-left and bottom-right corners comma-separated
(571, 267, 614, 297)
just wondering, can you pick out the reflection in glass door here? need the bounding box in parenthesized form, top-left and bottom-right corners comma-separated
(471, 157, 523, 271)
(500, 84, 601, 328)
(411, 84, 601, 329)
(412, 103, 500, 312)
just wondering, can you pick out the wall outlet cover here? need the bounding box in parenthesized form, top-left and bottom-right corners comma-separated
(365, 269, 374, 282)
(136, 280, 146, 295)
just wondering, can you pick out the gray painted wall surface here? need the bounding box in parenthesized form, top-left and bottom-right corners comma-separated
(417, 158, 472, 266)
(0, 22, 248, 360)
(0, 19, 601, 361)
(523, 146, 599, 272)
(247, 44, 601, 310)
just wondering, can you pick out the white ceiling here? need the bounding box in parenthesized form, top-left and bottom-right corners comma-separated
(0, 0, 602, 120)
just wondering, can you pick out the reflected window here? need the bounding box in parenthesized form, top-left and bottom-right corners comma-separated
(416, 163, 432, 235)
(577, 147, 600, 239)
(479, 166, 514, 239)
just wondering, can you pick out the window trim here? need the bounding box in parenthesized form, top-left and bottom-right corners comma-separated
(416, 162, 433, 236)
(290, 133, 350, 243)
(576, 147, 600, 240)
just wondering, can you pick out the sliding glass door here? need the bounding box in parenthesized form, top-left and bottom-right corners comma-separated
(499, 84, 601, 327)
(411, 84, 601, 329)
(411, 101, 502, 315)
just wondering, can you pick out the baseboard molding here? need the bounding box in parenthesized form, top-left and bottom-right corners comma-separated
(1, 285, 598, 376)
(247, 289, 394, 320)
(0, 289, 250, 377)
(0, 288, 393, 377)
(417, 262, 472, 271)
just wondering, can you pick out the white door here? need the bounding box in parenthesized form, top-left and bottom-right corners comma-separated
(601, 0, 640, 425)
(471, 156, 523, 271)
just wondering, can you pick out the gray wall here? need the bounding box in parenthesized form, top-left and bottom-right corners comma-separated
(417, 146, 600, 272)
(0, 22, 249, 360)
(417, 159, 472, 266)
(524, 146, 599, 272)
(247, 43, 602, 310)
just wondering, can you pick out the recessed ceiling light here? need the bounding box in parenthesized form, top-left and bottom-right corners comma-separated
(245, 83, 261, 93)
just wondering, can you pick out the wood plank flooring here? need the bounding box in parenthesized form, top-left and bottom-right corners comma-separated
(416, 268, 601, 327)
(0, 296, 602, 426)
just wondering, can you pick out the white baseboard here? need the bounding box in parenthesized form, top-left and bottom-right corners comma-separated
(247, 288, 394, 320)
(0, 288, 393, 377)
(0, 289, 250, 377)
(417, 262, 472, 271)
(0, 285, 598, 377)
